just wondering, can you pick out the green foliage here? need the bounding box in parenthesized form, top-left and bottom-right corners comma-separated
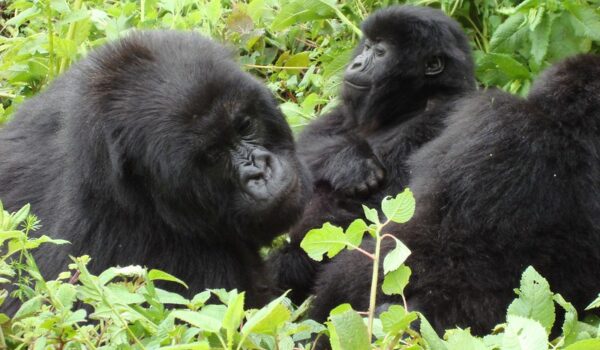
(1, 0, 599, 126)
(2, 191, 600, 348)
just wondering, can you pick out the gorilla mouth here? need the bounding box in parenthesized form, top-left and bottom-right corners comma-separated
(344, 80, 371, 91)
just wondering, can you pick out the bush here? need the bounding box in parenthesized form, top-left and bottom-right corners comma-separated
(2, 195, 600, 349)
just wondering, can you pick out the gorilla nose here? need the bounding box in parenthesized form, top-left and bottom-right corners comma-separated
(241, 149, 273, 183)
(349, 61, 362, 71)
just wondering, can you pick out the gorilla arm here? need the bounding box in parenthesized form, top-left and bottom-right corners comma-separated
(297, 109, 385, 197)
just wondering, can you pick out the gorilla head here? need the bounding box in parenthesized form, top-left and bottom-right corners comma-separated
(70, 31, 311, 245)
(342, 6, 474, 125)
(0, 31, 310, 309)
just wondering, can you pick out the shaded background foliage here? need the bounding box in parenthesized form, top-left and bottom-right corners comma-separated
(1, 0, 599, 129)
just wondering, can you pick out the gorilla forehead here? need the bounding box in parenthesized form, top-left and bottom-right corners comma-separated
(362, 6, 468, 51)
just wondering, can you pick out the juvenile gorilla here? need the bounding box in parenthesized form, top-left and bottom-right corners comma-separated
(311, 54, 600, 333)
(0, 31, 310, 309)
(270, 5, 476, 303)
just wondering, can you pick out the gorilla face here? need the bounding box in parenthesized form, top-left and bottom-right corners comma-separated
(341, 6, 474, 125)
(81, 32, 311, 244)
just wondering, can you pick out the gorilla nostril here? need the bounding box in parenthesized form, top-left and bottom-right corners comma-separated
(351, 61, 362, 70)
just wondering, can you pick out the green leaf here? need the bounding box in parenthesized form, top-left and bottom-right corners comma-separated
(554, 294, 579, 347)
(489, 13, 527, 52)
(446, 329, 487, 350)
(300, 223, 346, 261)
(381, 188, 415, 224)
(362, 205, 380, 225)
(564, 2, 600, 41)
(10, 204, 30, 229)
(327, 304, 370, 350)
(284, 52, 310, 74)
(383, 237, 411, 274)
(419, 314, 448, 350)
(380, 305, 418, 334)
(529, 12, 552, 65)
(241, 294, 290, 335)
(345, 219, 368, 248)
(223, 292, 245, 346)
(148, 269, 189, 288)
(55, 283, 77, 310)
(482, 53, 531, 80)
(172, 309, 222, 333)
(585, 293, 600, 310)
(382, 265, 411, 296)
(564, 339, 600, 350)
(547, 13, 589, 61)
(271, 0, 335, 31)
(507, 266, 555, 333)
(14, 296, 43, 319)
(502, 315, 548, 350)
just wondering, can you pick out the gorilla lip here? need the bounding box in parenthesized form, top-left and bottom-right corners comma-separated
(344, 80, 371, 91)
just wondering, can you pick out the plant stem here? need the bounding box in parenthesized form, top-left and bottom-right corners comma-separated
(141, 0, 146, 22)
(45, 0, 55, 79)
(58, 0, 82, 74)
(367, 226, 382, 338)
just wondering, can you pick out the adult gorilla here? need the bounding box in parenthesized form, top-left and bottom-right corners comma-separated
(0, 31, 310, 309)
(269, 5, 476, 303)
(311, 54, 600, 333)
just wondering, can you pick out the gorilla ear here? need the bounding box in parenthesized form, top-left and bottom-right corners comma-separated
(425, 56, 445, 76)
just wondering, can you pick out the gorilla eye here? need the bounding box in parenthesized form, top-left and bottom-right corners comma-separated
(425, 56, 445, 76)
(236, 116, 253, 135)
(374, 47, 386, 57)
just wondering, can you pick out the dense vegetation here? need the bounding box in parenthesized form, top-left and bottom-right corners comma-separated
(2, 0, 600, 349)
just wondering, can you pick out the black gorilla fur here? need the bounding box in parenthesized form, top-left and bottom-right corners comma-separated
(0, 31, 310, 310)
(310, 54, 600, 334)
(269, 5, 476, 303)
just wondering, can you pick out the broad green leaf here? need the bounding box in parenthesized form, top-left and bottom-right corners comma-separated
(381, 188, 415, 224)
(383, 237, 411, 274)
(285, 52, 310, 74)
(172, 309, 222, 333)
(382, 265, 411, 296)
(148, 269, 189, 288)
(241, 294, 291, 335)
(271, 0, 335, 31)
(420, 315, 448, 350)
(152, 288, 190, 305)
(502, 315, 548, 350)
(547, 13, 589, 61)
(564, 3, 600, 41)
(55, 283, 77, 310)
(5, 7, 41, 27)
(380, 305, 418, 334)
(345, 219, 368, 248)
(327, 304, 370, 350)
(529, 12, 553, 65)
(14, 295, 43, 319)
(490, 13, 526, 52)
(300, 223, 346, 261)
(554, 294, 579, 347)
(482, 53, 531, 80)
(446, 329, 487, 350)
(564, 339, 600, 350)
(507, 266, 555, 333)
(223, 292, 245, 347)
(362, 205, 380, 225)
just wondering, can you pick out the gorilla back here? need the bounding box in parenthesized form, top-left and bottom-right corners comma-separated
(0, 31, 310, 308)
(310, 54, 600, 333)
